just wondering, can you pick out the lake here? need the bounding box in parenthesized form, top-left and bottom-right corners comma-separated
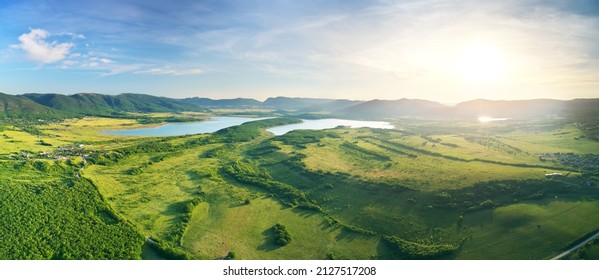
(266, 118, 394, 136)
(478, 117, 510, 123)
(102, 117, 394, 137)
(102, 116, 267, 136)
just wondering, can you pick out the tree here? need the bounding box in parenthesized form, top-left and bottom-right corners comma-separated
(226, 251, 236, 259)
(273, 223, 292, 246)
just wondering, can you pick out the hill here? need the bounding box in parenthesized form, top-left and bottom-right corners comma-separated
(181, 97, 262, 108)
(565, 98, 599, 120)
(450, 99, 567, 119)
(0, 92, 65, 119)
(24, 93, 202, 115)
(335, 98, 448, 119)
(335, 98, 599, 120)
(263, 97, 361, 112)
(2, 92, 597, 121)
(299, 99, 363, 113)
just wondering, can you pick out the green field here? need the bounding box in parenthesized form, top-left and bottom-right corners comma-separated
(459, 199, 599, 259)
(1, 114, 598, 259)
(180, 197, 383, 259)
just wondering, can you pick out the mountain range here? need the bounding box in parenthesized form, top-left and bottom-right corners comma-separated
(1, 92, 597, 120)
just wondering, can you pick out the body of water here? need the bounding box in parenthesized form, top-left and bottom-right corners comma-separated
(102, 117, 394, 137)
(102, 116, 266, 136)
(266, 118, 394, 136)
(478, 117, 510, 123)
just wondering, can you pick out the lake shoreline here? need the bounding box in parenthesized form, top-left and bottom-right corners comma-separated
(101, 117, 394, 137)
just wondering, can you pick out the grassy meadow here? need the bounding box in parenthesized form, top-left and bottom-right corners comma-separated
(1, 114, 598, 259)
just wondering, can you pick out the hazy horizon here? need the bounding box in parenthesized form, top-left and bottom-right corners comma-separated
(1, 0, 598, 103)
(2, 91, 594, 105)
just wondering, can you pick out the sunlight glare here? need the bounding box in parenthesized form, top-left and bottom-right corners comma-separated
(478, 116, 510, 123)
(456, 42, 506, 85)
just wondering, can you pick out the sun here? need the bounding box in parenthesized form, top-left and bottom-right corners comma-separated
(455, 42, 506, 85)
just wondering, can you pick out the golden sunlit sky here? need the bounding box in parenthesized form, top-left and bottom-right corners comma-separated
(1, 0, 598, 103)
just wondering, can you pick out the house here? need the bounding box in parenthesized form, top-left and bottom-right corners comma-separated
(545, 172, 563, 178)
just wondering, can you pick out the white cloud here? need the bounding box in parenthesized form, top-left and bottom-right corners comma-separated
(135, 68, 205, 75)
(58, 53, 116, 70)
(57, 32, 86, 40)
(99, 64, 147, 77)
(88, 57, 113, 64)
(12, 28, 74, 64)
(82, 62, 99, 68)
(62, 60, 78, 66)
(67, 32, 86, 40)
(251, 1, 599, 86)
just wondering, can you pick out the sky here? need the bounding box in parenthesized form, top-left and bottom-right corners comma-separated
(1, 0, 598, 103)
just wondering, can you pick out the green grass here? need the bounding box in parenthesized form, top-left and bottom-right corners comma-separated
(0, 127, 70, 154)
(458, 199, 599, 259)
(40, 117, 152, 150)
(565, 239, 599, 260)
(298, 128, 569, 191)
(2, 114, 598, 259)
(257, 125, 599, 258)
(181, 197, 384, 259)
(85, 135, 385, 259)
(264, 160, 458, 239)
(85, 147, 221, 241)
(500, 124, 599, 154)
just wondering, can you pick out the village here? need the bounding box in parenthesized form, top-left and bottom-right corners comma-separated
(7, 143, 89, 160)
(539, 153, 599, 172)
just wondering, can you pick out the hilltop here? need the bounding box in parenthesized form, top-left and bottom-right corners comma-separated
(0, 92, 67, 119)
(1, 92, 598, 121)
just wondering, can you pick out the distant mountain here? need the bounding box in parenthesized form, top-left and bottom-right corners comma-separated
(23, 93, 202, 115)
(335, 98, 448, 119)
(22, 93, 79, 111)
(334, 98, 599, 120)
(2, 92, 598, 121)
(113, 93, 201, 112)
(300, 99, 363, 113)
(182, 97, 261, 108)
(564, 98, 599, 121)
(0, 92, 64, 118)
(450, 99, 567, 119)
(263, 97, 361, 112)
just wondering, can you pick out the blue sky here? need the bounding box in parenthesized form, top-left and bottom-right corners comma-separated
(1, 0, 598, 102)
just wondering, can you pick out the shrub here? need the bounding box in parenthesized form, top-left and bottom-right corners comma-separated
(383, 236, 458, 259)
(273, 223, 292, 246)
(226, 251, 236, 259)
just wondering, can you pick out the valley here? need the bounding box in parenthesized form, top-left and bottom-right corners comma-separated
(1, 96, 598, 259)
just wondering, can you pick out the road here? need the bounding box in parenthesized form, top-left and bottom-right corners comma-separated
(551, 231, 599, 260)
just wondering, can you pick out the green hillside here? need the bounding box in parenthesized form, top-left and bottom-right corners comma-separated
(1, 93, 599, 259)
(24, 93, 203, 115)
(4, 92, 599, 122)
(78, 117, 599, 259)
(0, 92, 66, 119)
(182, 97, 262, 108)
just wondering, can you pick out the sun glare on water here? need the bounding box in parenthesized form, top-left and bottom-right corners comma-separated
(455, 42, 506, 85)
(478, 117, 510, 123)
